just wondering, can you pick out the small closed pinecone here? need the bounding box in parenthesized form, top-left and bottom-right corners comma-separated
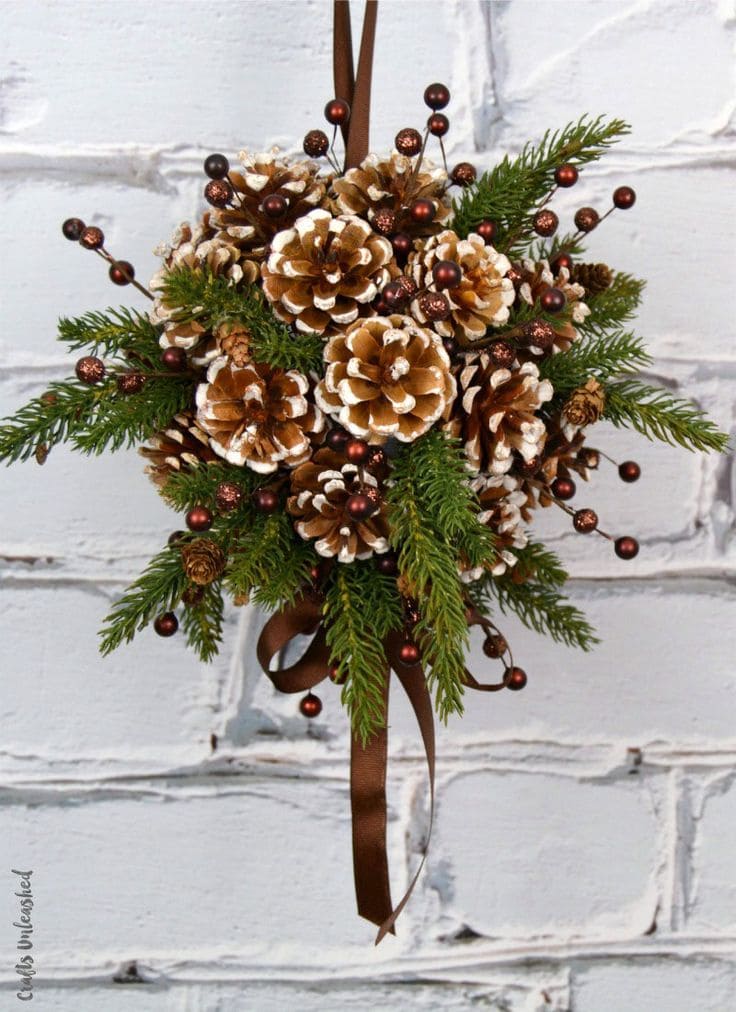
(316, 315, 456, 443)
(181, 538, 226, 585)
(332, 152, 451, 235)
(570, 262, 613, 296)
(216, 320, 251, 367)
(195, 357, 324, 473)
(140, 412, 219, 487)
(287, 448, 390, 563)
(561, 378, 606, 440)
(410, 230, 515, 343)
(261, 209, 392, 335)
(444, 357, 553, 474)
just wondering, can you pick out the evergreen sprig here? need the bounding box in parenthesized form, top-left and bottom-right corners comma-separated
(180, 580, 225, 662)
(0, 379, 106, 464)
(225, 511, 316, 609)
(158, 268, 324, 374)
(451, 116, 630, 253)
(579, 272, 646, 337)
(57, 307, 161, 359)
(486, 573, 599, 651)
(323, 562, 403, 745)
(604, 380, 730, 453)
(511, 540, 568, 587)
(539, 330, 652, 393)
(159, 461, 262, 513)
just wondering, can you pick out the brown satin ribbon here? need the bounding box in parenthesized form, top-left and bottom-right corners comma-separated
(333, 0, 379, 169)
(257, 597, 503, 942)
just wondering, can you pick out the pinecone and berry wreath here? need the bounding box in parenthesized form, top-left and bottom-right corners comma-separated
(1, 1, 727, 942)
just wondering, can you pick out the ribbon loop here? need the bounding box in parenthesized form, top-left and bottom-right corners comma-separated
(333, 0, 378, 169)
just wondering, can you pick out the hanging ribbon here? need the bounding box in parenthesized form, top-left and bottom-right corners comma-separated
(256, 594, 509, 943)
(333, 0, 379, 169)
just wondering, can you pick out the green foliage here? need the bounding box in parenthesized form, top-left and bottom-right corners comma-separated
(159, 461, 261, 513)
(323, 562, 403, 745)
(180, 580, 225, 662)
(452, 116, 630, 254)
(225, 511, 316, 609)
(158, 267, 324, 373)
(579, 272, 646, 337)
(488, 574, 599, 651)
(0, 379, 106, 464)
(539, 330, 652, 394)
(511, 540, 568, 587)
(57, 307, 161, 359)
(604, 380, 730, 453)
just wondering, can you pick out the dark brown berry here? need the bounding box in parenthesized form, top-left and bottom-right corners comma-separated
(395, 128, 423, 156)
(613, 186, 636, 209)
(554, 164, 579, 187)
(424, 82, 450, 110)
(109, 261, 135, 285)
(303, 129, 330, 157)
(204, 153, 229, 179)
(324, 98, 350, 125)
(574, 207, 599, 232)
(62, 217, 85, 241)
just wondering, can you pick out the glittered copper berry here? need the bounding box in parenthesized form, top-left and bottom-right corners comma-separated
(303, 129, 330, 158)
(346, 493, 373, 520)
(376, 552, 398, 575)
(204, 153, 229, 179)
(618, 460, 641, 483)
(399, 641, 421, 665)
(109, 260, 135, 285)
(574, 207, 599, 232)
(482, 633, 507, 659)
(551, 252, 573, 274)
(476, 219, 497, 243)
(345, 438, 369, 464)
(204, 179, 233, 208)
(326, 428, 349, 451)
(577, 447, 600, 469)
(391, 232, 413, 261)
(554, 164, 579, 187)
(116, 371, 145, 395)
(551, 476, 576, 500)
(424, 82, 450, 110)
(154, 612, 178, 637)
(262, 193, 288, 219)
(451, 162, 477, 187)
(75, 355, 105, 385)
(299, 692, 323, 718)
(397, 276, 418, 301)
(533, 208, 559, 237)
(215, 481, 243, 512)
(409, 198, 436, 224)
(615, 535, 640, 560)
(573, 508, 598, 534)
(324, 98, 350, 125)
(613, 185, 636, 209)
(252, 488, 279, 514)
(540, 287, 566, 313)
(488, 340, 516, 369)
(427, 113, 449, 137)
(417, 290, 450, 322)
(79, 226, 104, 250)
(373, 208, 397, 236)
(186, 506, 213, 532)
(395, 128, 423, 156)
(522, 319, 556, 351)
(161, 347, 187, 372)
(366, 446, 387, 471)
(62, 217, 85, 241)
(382, 280, 408, 308)
(432, 260, 462, 290)
(504, 666, 527, 691)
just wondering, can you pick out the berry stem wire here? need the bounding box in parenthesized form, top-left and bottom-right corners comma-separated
(95, 248, 154, 302)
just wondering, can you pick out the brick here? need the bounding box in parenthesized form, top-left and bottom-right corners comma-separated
(573, 958, 736, 1012)
(687, 776, 736, 933)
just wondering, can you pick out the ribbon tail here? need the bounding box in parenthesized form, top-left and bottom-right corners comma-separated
(344, 0, 378, 169)
(333, 1, 355, 146)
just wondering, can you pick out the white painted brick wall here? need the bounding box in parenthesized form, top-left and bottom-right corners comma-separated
(1, 1, 734, 1009)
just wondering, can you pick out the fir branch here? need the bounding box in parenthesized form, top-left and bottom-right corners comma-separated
(604, 380, 730, 453)
(180, 580, 225, 662)
(99, 546, 188, 655)
(510, 540, 568, 587)
(529, 233, 587, 262)
(159, 461, 262, 513)
(158, 267, 324, 374)
(489, 574, 599, 651)
(539, 330, 652, 393)
(0, 379, 105, 464)
(452, 116, 630, 253)
(323, 562, 403, 745)
(578, 272, 646, 337)
(225, 511, 314, 609)
(57, 307, 161, 359)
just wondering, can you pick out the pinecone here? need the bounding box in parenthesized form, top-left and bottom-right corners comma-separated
(195, 357, 324, 473)
(216, 320, 251, 367)
(139, 412, 219, 487)
(181, 538, 226, 585)
(212, 149, 327, 261)
(332, 152, 451, 235)
(410, 230, 515, 343)
(516, 258, 590, 352)
(287, 448, 390, 562)
(561, 378, 605, 440)
(316, 315, 456, 443)
(535, 426, 589, 507)
(444, 357, 553, 474)
(570, 262, 613, 296)
(460, 474, 528, 580)
(261, 209, 392, 335)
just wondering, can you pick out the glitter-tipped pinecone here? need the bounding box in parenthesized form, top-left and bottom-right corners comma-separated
(460, 474, 529, 580)
(139, 412, 219, 487)
(332, 152, 451, 235)
(261, 209, 392, 335)
(287, 448, 390, 563)
(212, 149, 327, 261)
(316, 315, 456, 443)
(517, 258, 590, 352)
(195, 357, 324, 472)
(445, 356, 553, 474)
(410, 230, 515, 343)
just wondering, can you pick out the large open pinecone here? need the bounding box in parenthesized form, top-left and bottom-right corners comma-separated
(261, 209, 392, 335)
(140, 411, 218, 487)
(332, 152, 451, 236)
(460, 473, 529, 580)
(444, 356, 553, 474)
(287, 448, 390, 562)
(195, 357, 324, 472)
(316, 315, 456, 443)
(410, 230, 515, 343)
